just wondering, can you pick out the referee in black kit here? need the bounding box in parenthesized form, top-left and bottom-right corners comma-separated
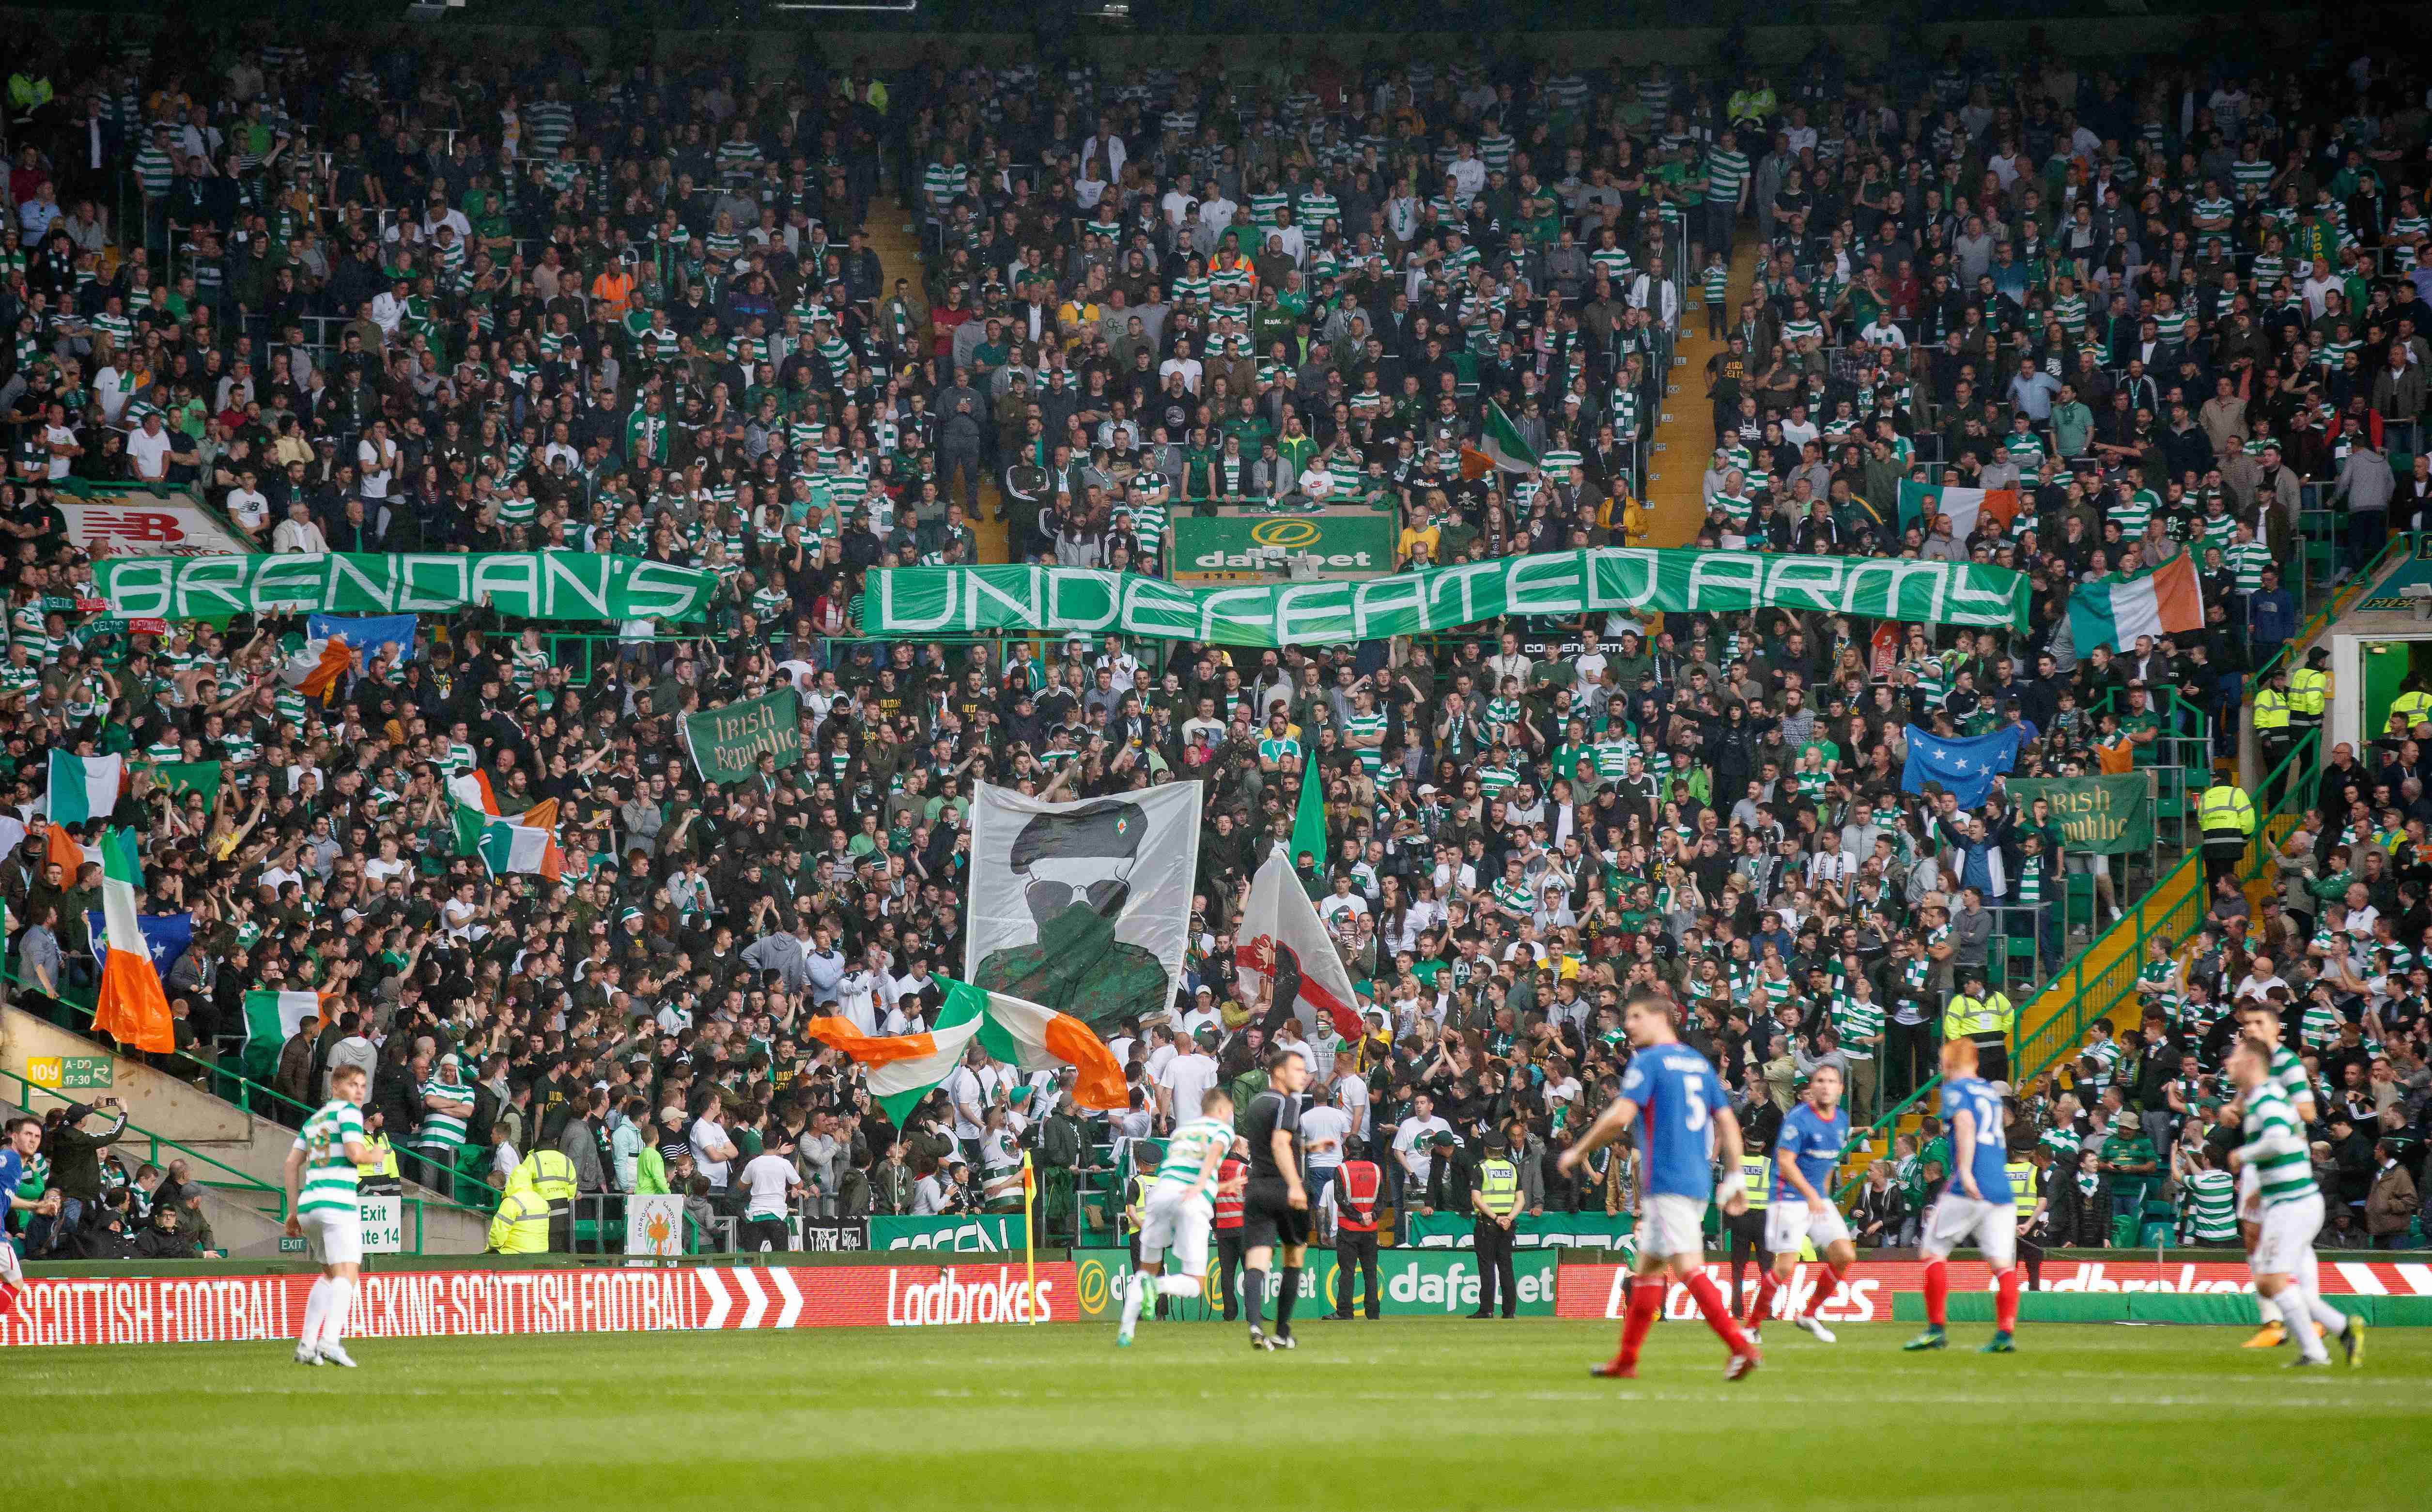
(1240, 1046, 1313, 1352)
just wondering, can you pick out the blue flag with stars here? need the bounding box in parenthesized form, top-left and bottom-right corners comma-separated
(1901, 724, 2025, 808)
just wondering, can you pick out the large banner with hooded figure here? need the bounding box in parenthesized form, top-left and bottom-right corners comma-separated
(963, 782, 1202, 1034)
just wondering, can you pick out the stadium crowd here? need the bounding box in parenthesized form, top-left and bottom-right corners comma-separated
(0, 17, 2429, 1262)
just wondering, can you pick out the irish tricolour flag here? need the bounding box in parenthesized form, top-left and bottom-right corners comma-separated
(1898, 480, 2020, 538)
(1462, 399, 1540, 478)
(2068, 554, 2207, 653)
(89, 829, 171, 1053)
(806, 979, 1126, 1125)
(453, 800, 564, 882)
(46, 751, 124, 825)
(242, 988, 328, 1078)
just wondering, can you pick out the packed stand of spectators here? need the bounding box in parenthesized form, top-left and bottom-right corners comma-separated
(0, 21, 2426, 1260)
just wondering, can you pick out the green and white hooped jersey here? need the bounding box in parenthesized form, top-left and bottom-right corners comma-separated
(1154, 1116, 1232, 1195)
(417, 1079, 471, 1148)
(2239, 1081, 2314, 1209)
(295, 1098, 368, 1216)
(2269, 1043, 2311, 1111)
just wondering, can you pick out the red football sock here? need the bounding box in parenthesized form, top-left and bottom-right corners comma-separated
(1801, 1263, 1849, 1320)
(1683, 1271, 1754, 1355)
(1996, 1267, 2021, 1332)
(1612, 1277, 1663, 1369)
(1744, 1272, 1777, 1328)
(1923, 1258, 1950, 1327)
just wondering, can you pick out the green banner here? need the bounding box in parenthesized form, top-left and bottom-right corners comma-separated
(95, 552, 718, 623)
(147, 759, 223, 811)
(1402, 1210, 1637, 1250)
(1071, 1246, 1556, 1318)
(682, 689, 804, 785)
(2005, 774, 2156, 855)
(1167, 513, 1396, 582)
(870, 1213, 1028, 1252)
(862, 549, 2028, 647)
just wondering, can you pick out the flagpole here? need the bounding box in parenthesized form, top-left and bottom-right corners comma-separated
(1021, 1150, 1038, 1324)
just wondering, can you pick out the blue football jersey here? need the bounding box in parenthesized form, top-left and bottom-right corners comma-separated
(0, 1149, 20, 1199)
(1619, 1043, 1727, 1199)
(1939, 1075, 2013, 1205)
(1770, 1100, 1849, 1203)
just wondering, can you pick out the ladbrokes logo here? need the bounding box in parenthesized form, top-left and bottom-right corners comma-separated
(883, 1266, 1056, 1326)
(1193, 517, 1376, 571)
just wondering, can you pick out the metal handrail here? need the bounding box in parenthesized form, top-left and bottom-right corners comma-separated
(187, 1049, 506, 1210)
(2248, 532, 2415, 693)
(0, 1065, 287, 1221)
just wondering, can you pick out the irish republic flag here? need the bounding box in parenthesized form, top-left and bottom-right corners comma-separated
(1462, 399, 1540, 478)
(806, 980, 1128, 1123)
(962, 980, 1128, 1111)
(453, 801, 564, 881)
(2068, 554, 2206, 653)
(242, 987, 329, 1078)
(90, 829, 172, 1053)
(279, 633, 355, 698)
(46, 750, 124, 826)
(806, 1005, 988, 1125)
(1898, 480, 2020, 538)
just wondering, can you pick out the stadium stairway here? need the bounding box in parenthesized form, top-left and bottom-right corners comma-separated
(0, 1001, 489, 1256)
(869, 197, 1009, 565)
(1639, 240, 1761, 545)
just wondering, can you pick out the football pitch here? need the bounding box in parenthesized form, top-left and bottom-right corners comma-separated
(23, 1321, 2429, 1511)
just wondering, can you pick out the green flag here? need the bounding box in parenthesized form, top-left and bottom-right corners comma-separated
(682, 688, 803, 785)
(151, 759, 223, 812)
(1291, 761, 1327, 876)
(860, 550, 2031, 645)
(2004, 774, 2156, 855)
(1477, 399, 1539, 473)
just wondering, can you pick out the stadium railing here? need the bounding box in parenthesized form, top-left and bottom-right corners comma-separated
(188, 1049, 509, 1215)
(1832, 722, 2283, 1202)
(1993, 729, 2321, 1145)
(0, 957, 509, 1230)
(0, 1063, 291, 1227)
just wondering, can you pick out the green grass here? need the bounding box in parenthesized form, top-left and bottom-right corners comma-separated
(22, 1321, 2431, 1511)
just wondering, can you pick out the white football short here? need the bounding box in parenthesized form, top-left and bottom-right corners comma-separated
(2250, 1192, 2324, 1278)
(1137, 1185, 1213, 1278)
(1764, 1199, 1852, 1255)
(1920, 1193, 2017, 1269)
(300, 1206, 363, 1267)
(1638, 1193, 1708, 1262)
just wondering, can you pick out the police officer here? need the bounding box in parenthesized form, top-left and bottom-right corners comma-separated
(2014, 1144, 2053, 1292)
(355, 1108, 403, 1196)
(1943, 968, 2016, 1085)
(1467, 1133, 1522, 1319)
(2391, 681, 2432, 743)
(1122, 1144, 1165, 1316)
(515, 1144, 579, 1251)
(1331, 1138, 1382, 1321)
(486, 1165, 551, 1254)
(1725, 1143, 1772, 1315)
(2288, 647, 2329, 745)
(2196, 777, 2257, 893)
(2252, 664, 2293, 803)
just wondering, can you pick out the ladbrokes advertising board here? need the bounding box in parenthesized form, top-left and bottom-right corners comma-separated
(0, 1261, 1077, 1348)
